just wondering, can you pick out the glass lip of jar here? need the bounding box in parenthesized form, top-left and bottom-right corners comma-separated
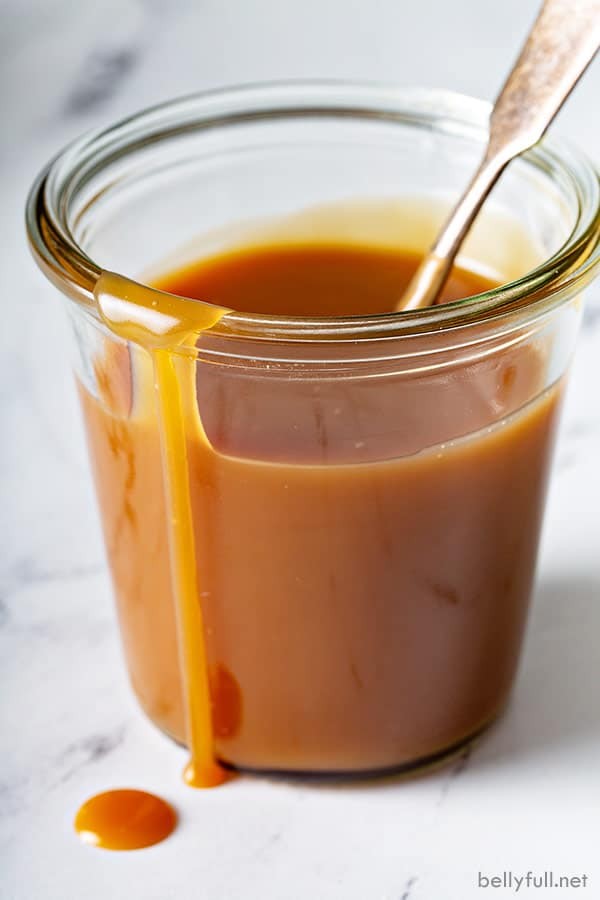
(26, 80, 600, 344)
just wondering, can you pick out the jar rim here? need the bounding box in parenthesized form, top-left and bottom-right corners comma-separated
(26, 80, 600, 342)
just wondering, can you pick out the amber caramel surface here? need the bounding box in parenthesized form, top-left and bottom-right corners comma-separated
(81, 240, 561, 773)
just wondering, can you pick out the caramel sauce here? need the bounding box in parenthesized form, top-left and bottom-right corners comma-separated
(74, 789, 177, 850)
(74, 211, 561, 830)
(95, 271, 231, 788)
(151, 242, 491, 316)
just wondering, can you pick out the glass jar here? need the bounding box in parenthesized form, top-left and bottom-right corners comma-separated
(27, 84, 600, 776)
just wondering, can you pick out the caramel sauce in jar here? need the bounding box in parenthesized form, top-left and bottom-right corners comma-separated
(80, 237, 561, 777)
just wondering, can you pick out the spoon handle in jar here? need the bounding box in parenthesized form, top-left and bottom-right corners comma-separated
(398, 0, 600, 312)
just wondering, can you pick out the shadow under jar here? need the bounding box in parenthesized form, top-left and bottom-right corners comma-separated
(27, 84, 600, 776)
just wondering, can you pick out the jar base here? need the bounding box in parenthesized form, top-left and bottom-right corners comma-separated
(147, 703, 502, 785)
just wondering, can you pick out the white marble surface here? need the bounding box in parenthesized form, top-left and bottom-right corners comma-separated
(2, 2, 599, 898)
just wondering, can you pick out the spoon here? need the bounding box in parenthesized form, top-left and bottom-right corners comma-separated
(397, 0, 600, 312)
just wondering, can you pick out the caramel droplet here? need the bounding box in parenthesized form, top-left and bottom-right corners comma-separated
(74, 789, 177, 850)
(183, 759, 232, 789)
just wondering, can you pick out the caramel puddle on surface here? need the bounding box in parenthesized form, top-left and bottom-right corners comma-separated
(75, 272, 231, 849)
(74, 789, 177, 851)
